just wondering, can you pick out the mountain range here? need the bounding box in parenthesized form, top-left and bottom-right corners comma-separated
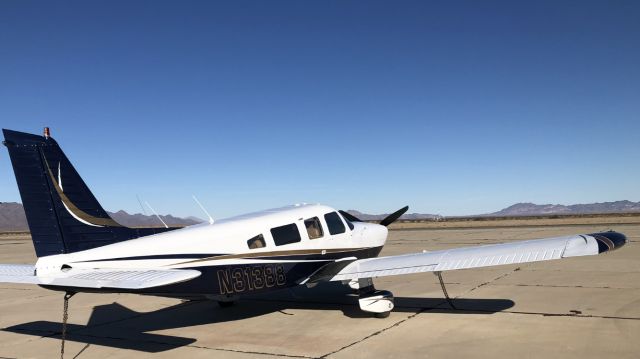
(2, 200, 640, 231)
(345, 210, 443, 221)
(0, 202, 202, 231)
(487, 201, 640, 217)
(347, 200, 640, 220)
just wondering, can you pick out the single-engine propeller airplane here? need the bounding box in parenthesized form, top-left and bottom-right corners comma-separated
(0, 128, 628, 322)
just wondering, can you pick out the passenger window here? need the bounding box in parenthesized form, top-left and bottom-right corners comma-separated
(271, 223, 302, 246)
(304, 217, 324, 239)
(324, 212, 346, 235)
(247, 234, 266, 249)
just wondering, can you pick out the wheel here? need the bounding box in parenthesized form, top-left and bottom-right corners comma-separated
(359, 289, 394, 317)
(218, 301, 235, 308)
(374, 311, 390, 319)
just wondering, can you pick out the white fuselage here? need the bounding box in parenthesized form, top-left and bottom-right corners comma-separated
(35, 204, 388, 276)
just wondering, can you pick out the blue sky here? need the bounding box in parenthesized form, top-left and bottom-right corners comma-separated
(1, 1, 639, 218)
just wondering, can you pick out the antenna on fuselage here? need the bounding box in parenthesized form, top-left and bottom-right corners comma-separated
(192, 195, 214, 224)
(144, 201, 169, 229)
(136, 194, 148, 215)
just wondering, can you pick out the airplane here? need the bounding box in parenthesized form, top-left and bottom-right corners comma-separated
(0, 128, 627, 323)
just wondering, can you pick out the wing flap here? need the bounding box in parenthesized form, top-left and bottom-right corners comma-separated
(329, 233, 612, 281)
(0, 265, 201, 289)
(299, 257, 358, 284)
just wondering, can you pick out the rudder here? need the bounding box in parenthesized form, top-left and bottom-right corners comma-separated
(2, 128, 178, 257)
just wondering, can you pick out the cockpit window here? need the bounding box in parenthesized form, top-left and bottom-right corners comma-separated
(271, 223, 302, 246)
(324, 212, 346, 235)
(342, 215, 355, 230)
(247, 234, 266, 249)
(337, 212, 354, 230)
(304, 217, 324, 239)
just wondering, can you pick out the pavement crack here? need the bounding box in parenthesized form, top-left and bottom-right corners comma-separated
(319, 300, 449, 358)
(187, 344, 314, 358)
(462, 267, 523, 296)
(31, 329, 314, 359)
(520, 268, 640, 273)
(72, 343, 90, 358)
(0, 287, 35, 291)
(490, 283, 633, 290)
(320, 267, 525, 358)
(503, 310, 640, 321)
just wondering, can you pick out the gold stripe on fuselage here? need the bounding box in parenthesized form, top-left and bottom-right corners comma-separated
(174, 247, 374, 265)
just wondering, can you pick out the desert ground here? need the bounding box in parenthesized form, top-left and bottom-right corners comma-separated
(0, 217, 638, 358)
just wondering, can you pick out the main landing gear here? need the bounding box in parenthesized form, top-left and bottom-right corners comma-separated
(213, 294, 238, 308)
(352, 272, 456, 318)
(434, 271, 456, 309)
(352, 278, 395, 318)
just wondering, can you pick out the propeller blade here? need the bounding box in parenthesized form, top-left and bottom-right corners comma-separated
(379, 206, 409, 227)
(339, 210, 362, 222)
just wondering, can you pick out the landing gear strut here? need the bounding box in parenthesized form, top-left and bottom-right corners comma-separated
(216, 294, 237, 308)
(434, 271, 456, 309)
(356, 278, 394, 318)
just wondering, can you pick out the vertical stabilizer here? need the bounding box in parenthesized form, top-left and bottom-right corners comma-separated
(2, 128, 178, 257)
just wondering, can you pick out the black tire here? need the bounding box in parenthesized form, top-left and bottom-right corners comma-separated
(218, 301, 235, 308)
(374, 311, 390, 319)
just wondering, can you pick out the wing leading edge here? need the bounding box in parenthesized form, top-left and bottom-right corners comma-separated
(325, 231, 626, 282)
(0, 265, 201, 289)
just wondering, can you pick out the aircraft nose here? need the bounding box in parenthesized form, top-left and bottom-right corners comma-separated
(378, 223, 389, 237)
(372, 224, 388, 243)
(589, 231, 627, 253)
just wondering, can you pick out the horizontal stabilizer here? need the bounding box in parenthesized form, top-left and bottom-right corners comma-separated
(0, 264, 39, 284)
(0, 265, 201, 289)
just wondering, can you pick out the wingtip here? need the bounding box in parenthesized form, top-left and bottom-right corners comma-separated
(589, 231, 627, 253)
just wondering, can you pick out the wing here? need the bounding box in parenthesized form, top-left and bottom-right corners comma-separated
(0, 264, 201, 289)
(321, 231, 626, 282)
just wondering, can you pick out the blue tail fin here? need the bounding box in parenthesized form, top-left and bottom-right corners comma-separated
(2, 128, 178, 257)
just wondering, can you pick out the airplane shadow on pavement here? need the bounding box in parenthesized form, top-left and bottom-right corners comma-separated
(2, 283, 514, 353)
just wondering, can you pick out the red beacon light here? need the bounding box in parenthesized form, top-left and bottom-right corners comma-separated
(43, 127, 50, 139)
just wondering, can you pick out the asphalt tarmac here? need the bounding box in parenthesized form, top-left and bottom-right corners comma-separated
(0, 224, 638, 358)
